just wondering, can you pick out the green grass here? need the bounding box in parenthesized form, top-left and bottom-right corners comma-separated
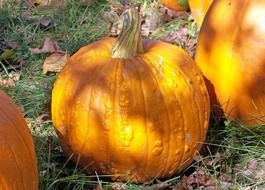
(1, 1, 265, 189)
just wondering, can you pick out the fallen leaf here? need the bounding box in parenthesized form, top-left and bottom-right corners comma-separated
(0, 77, 15, 87)
(0, 73, 20, 87)
(29, 37, 62, 54)
(234, 158, 263, 182)
(36, 114, 50, 123)
(160, 27, 188, 45)
(11, 72, 20, 81)
(39, 18, 52, 27)
(42, 52, 69, 74)
(106, 0, 125, 10)
(2, 40, 19, 49)
(28, 17, 52, 27)
(248, 159, 258, 171)
(159, 7, 189, 21)
(0, 45, 24, 71)
(103, 8, 122, 37)
(24, 0, 64, 7)
(37, 0, 64, 7)
(111, 183, 129, 190)
(0, 49, 16, 60)
(256, 170, 265, 180)
(141, 2, 164, 37)
(158, 26, 198, 57)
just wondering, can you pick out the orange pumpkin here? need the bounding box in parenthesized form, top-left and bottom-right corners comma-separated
(0, 91, 38, 189)
(160, 0, 189, 11)
(195, 0, 265, 125)
(189, 0, 213, 27)
(52, 5, 210, 182)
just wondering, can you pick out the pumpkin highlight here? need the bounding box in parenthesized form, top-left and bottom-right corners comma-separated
(0, 91, 38, 190)
(52, 5, 210, 182)
(196, 0, 265, 125)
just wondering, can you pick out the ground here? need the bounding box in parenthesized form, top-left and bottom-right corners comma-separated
(1, 0, 265, 189)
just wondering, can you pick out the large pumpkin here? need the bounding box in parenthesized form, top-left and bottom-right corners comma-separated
(195, 0, 265, 125)
(160, 0, 189, 11)
(189, 0, 213, 27)
(52, 5, 210, 182)
(0, 91, 38, 189)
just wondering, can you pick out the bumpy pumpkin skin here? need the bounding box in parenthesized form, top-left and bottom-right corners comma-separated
(0, 91, 38, 190)
(196, 0, 265, 125)
(52, 37, 210, 182)
(189, 0, 213, 27)
(160, 0, 189, 11)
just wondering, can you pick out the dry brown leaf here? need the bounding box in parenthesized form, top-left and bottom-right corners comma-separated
(29, 37, 62, 55)
(160, 27, 188, 45)
(3, 41, 19, 49)
(111, 183, 129, 190)
(24, 0, 64, 7)
(36, 114, 50, 123)
(234, 158, 263, 181)
(159, 27, 197, 57)
(254, 161, 265, 180)
(248, 159, 258, 171)
(43, 52, 69, 74)
(159, 7, 189, 21)
(103, 7, 122, 37)
(37, 0, 64, 7)
(0, 77, 15, 87)
(174, 168, 221, 190)
(0, 73, 20, 87)
(107, 0, 125, 10)
(39, 18, 52, 27)
(0, 49, 16, 60)
(141, 2, 163, 37)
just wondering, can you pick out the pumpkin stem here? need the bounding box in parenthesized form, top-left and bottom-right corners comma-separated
(112, 4, 143, 58)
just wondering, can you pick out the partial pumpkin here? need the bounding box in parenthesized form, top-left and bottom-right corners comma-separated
(160, 0, 189, 11)
(0, 91, 38, 190)
(196, 0, 265, 125)
(189, 0, 213, 27)
(52, 5, 210, 183)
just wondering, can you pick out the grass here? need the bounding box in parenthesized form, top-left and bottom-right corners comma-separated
(1, 0, 265, 189)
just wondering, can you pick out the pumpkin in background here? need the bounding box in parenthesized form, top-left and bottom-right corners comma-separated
(0, 91, 38, 190)
(189, 0, 213, 27)
(52, 5, 210, 183)
(160, 0, 189, 11)
(195, 0, 265, 125)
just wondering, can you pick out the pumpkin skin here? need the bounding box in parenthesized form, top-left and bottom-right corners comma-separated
(0, 91, 38, 189)
(195, 0, 265, 125)
(160, 0, 189, 11)
(52, 7, 210, 183)
(189, 0, 213, 27)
